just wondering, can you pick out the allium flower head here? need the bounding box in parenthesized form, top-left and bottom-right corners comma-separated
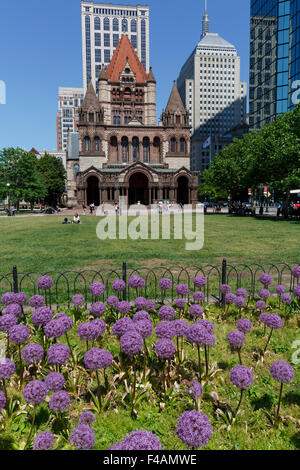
(91, 302, 106, 317)
(106, 296, 119, 308)
(225, 293, 237, 305)
(112, 317, 134, 337)
(84, 348, 113, 370)
(227, 330, 245, 349)
(175, 298, 187, 309)
(128, 275, 146, 289)
(145, 300, 157, 312)
(172, 319, 189, 337)
(37, 275, 53, 291)
(291, 266, 300, 279)
(270, 361, 295, 384)
(135, 320, 153, 339)
(23, 380, 47, 405)
(45, 372, 65, 392)
(72, 294, 84, 307)
(120, 331, 143, 356)
(44, 319, 65, 339)
(230, 365, 254, 389)
(189, 380, 203, 401)
(187, 324, 214, 346)
(117, 301, 131, 315)
(5, 303, 22, 318)
(237, 319, 252, 334)
(78, 322, 101, 341)
(133, 310, 151, 323)
(49, 391, 71, 412)
(196, 319, 214, 335)
(159, 306, 175, 321)
(193, 291, 205, 303)
(190, 304, 204, 319)
(0, 390, 6, 412)
(90, 282, 105, 298)
(234, 296, 246, 308)
(0, 313, 17, 332)
(155, 321, 175, 339)
(134, 297, 148, 310)
(112, 430, 162, 450)
(220, 284, 231, 294)
(280, 293, 292, 305)
(155, 338, 176, 359)
(194, 276, 207, 288)
(176, 283, 190, 296)
(47, 343, 70, 365)
(294, 285, 300, 298)
(70, 425, 95, 450)
(259, 313, 282, 330)
(32, 307, 53, 327)
(79, 411, 96, 426)
(56, 312, 73, 333)
(8, 324, 30, 344)
(1, 292, 15, 305)
(112, 279, 126, 292)
(255, 300, 266, 310)
(259, 289, 270, 299)
(0, 358, 15, 380)
(159, 278, 173, 291)
(259, 273, 272, 287)
(177, 411, 212, 449)
(29, 295, 45, 308)
(276, 285, 286, 295)
(33, 431, 55, 450)
(236, 288, 248, 298)
(14, 292, 27, 306)
(22, 343, 44, 365)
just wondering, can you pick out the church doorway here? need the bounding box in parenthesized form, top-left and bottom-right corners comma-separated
(129, 172, 149, 206)
(177, 176, 189, 205)
(87, 176, 100, 206)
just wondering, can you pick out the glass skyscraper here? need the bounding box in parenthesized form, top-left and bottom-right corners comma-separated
(249, 0, 300, 130)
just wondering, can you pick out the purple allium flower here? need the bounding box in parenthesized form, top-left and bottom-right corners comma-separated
(91, 302, 106, 317)
(220, 284, 231, 295)
(177, 411, 212, 449)
(259, 273, 273, 287)
(37, 275, 53, 291)
(230, 365, 254, 389)
(186, 324, 213, 346)
(29, 295, 45, 309)
(226, 330, 245, 349)
(112, 317, 134, 337)
(280, 293, 293, 305)
(155, 338, 175, 359)
(32, 307, 53, 327)
(1, 292, 15, 305)
(276, 285, 286, 295)
(159, 278, 173, 291)
(112, 430, 162, 450)
(72, 294, 84, 307)
(189, 380, 203, 401)
(22, 343, 44, 365)
(33, 431, 55, 450)
(237, 319, 252, 334)
(0, 313, 17, 332)
(291, 266, 300, 279)
(23, 380, 47, 405)
(236, 288, 248, 298)
(193, 291, 205, 303)
(49, 391, 71, 412)
(84, 348, 113, 370)
(255, 300, 266, 310)
(270, 361, 295, 384)
(8, 324, 30, 344)
(234, 296, 246, 308)
(133, 310, 151, 323)
(79, 411, 96, 426)
(172, 319, 189, 337)
(175, 298, 187, 309)
(0, 358, 15, 380)
(194, 276, 207, 288)
(106, 296, 119, 308)
(78, 322, 101, 341)
(128, 275, 146, 289)
(0, 390, 6, 412)
(196, 319, 215, 335)
(159, 306, 175, 321)
(90, 282, 105, 298)
(44, 372, 65, 392)
(14, 292, 27, 306)
(155, 321, 175, 339)
(5, 303, 22, 318)
(112, 279, 126, 292)
(259, 313, 282, 330)
(145, 300, 157, 312)
(117, 301, 131, 315)
(176, 283, 190, 296)
(225, 293, 237, 305)
(134, 297, 148, 310)
(56, 313, 73, 333)
(190, 304, 204, 319)
(134, 320, 153, 339)
(259, 289, 270, 300)
(294, 284, 300, 298)
(120, 331, 143, 356)
(69, 425, 95, 450)
(47, 343, 70, 366)
(44, 319, 65, 339)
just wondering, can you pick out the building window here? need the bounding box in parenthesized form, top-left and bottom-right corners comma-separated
(94, 17, 100, 30)
(95, 136, 100, 151)
(180, 138, 185, 153)
(131, 19, 137, 32)
(122, 137, 128, 162)
(132, 137, 139, 162)
(84, 137, 90, 151)
(171, 138, 176, 152)
(143, 137, 150, 162)
(104, 50, 110, 63)
(74, 164, 80, 179)
(131, 35, 137, 49)
(113, 18, 119, 31)
(113, 34, 119, 47)
(104, 17, 110, 30)
(95, 33, 101, 46)
(141, 19, 146, 69)
(95, 49, 101, 63)
(104, 33, 110, 47)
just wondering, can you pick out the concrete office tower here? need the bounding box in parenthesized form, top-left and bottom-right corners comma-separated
(81, 1, 150, 92)
(57, 87, 84, 152)
(177, 3, 247, 171)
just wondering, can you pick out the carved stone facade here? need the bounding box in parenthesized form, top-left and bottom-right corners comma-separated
(67, 35, 198, 208)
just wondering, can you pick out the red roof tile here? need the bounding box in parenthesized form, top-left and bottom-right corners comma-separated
(106, 35, 148, 83)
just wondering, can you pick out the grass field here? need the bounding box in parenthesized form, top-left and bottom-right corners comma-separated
(0, 214, 299, 275)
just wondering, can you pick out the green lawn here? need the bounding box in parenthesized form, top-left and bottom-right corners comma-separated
(0, 214, 299, 275)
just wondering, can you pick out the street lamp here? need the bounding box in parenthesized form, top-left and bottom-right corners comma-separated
(6, 183, 11, 213)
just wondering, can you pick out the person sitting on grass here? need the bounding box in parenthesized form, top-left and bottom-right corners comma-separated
(62, 217, 70, 224)
(72, 213, 81, 224)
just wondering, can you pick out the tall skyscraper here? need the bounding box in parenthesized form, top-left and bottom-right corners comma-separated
(249, 0, 300, 131)
(177, 3, 247, 171)
(57, 87, 84, 152)
(81, 1, 150, 92)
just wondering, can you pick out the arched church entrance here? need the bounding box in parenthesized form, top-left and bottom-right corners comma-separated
(177, 176, 189, 205)
(129, 172, 149, 206)
(87, 176, 100, 206)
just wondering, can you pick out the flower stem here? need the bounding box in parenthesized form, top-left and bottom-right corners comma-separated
(263, 328, 273, 354)
(132, 362, 137, 411)
(238, 348, 243, 365)
(276, 382, 284, 419)
(2, 380, 9, 416)
(18, 345, 23, 391)
(197, 345, 202, 382)
(234, 389, 244, 418)
(65, 332, 76, 367)
(95, 370, 102, 412)
(23, 406, 36, 450)
(205, 346, 209, 376)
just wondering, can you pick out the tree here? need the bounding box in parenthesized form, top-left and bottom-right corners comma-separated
(37, 153, 66, 206)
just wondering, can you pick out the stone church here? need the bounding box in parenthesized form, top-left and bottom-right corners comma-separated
(67, 35, 198, 208)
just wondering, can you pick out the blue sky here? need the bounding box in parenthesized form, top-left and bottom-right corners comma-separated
(0, 0, 250, 151)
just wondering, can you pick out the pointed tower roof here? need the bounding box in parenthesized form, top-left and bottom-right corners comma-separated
(81, 80, 100, 110)
(165, 81, 186, 113)
(106, 35, 148, 83)
(98, 66, 108, 81)
(147, 66, 156, 83)
(201, 0, 210, 38)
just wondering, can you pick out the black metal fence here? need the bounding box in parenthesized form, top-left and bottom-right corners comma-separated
(0, 260, 299, 309)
